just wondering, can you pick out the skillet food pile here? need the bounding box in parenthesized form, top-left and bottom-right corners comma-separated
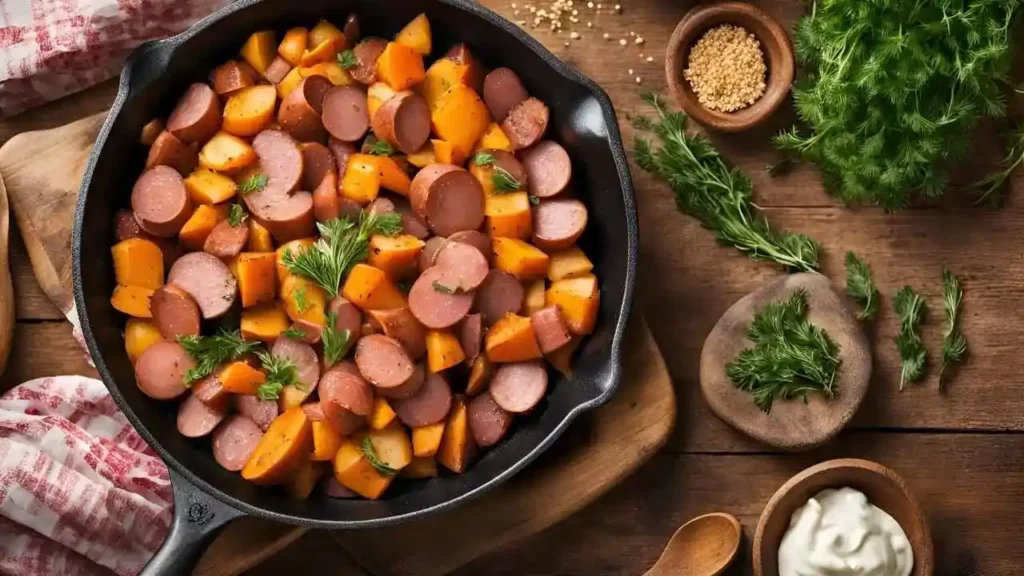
(108, 12, 600, 500)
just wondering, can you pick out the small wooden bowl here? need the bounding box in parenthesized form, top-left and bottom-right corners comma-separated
(753, 459, 934, 576)
(665, 1, 795, 132)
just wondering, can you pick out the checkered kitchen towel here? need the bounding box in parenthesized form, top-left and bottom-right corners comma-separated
(0, 0, 230, 118)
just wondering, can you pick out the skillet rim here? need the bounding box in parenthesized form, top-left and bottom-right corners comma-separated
(73, 0, 638, 528)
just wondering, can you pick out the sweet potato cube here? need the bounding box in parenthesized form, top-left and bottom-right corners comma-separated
(367, 234, 424, 279)
(179, 204, 229, 251)
(485, 313, 543, 362)
(426, 330, 465, 373)
(240, 301, 291, 342)
(485, 191, 533, 240)
(283, 459, 324, 500)
(311, 420, 344, 461)
(547, 245, 594, 281)
(437, 395, 476, 473)
(473, 122, 513, 153)
(412, 422, 445, 458)
(241, 31, 277, 75)
(400, 456, 438, 478)
(185, 169, 237, 204)
(431, 84, 491, 158)
(395, 14, 432, 55)
(523, 279, 547, 316)
(278, 27, 309, 66)
(219, 361, 267, 394)
(236, 252, 277, 308)
(369, 397, 397, 430)
(280, 275, 327, 325)
(198, 132, 257, 172)
(341, 154, 382, 205)
(376, 42, 425, 91)
(493, 237, 549, 280)
(112, 238, 164, 290)
(466, 355, 494, 396)
(247, 219, 275, 252)
(124, 318, 163, 364)
(545, 274, 599, 335)
(342, 264, 407, 310)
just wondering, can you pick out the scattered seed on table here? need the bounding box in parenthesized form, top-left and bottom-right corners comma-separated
(619, 38, 627, 46)
(635, 76, 642, 84)
(646, 56, 654, 62)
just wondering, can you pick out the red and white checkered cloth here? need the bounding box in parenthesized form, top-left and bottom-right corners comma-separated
(0, 0, 231, 118)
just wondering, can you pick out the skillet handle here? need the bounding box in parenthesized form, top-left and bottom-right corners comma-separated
(141, 467, 244, 576)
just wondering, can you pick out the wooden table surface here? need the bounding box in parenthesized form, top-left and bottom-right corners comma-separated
(2, 0, 1023, 574)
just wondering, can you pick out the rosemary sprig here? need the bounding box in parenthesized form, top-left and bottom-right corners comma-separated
(633, 92, 820, 272)
(177, 329, 260, 384)
(227, 203, 247, 227)
(725, 289, 841, 413)
(321, 311, 352, 368)
(238, 173, 267, 195)
(844, 252, 879, 321)
(254, 350, 300, 401)
(973, 126, 1024, 207)
(893, 286, 927, 390)
(337, 50, 358, 70)
(360, 436, 397, 476)
(939, 269, 967, 391)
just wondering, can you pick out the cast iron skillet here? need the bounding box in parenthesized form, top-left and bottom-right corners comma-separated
(72, 0, 638, 573)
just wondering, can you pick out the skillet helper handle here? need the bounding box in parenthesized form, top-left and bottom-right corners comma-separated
(141, 467, 245, 576)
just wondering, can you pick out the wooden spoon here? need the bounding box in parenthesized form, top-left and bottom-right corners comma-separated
(644, 513, 742, 576)
(0, 173, 14, 376)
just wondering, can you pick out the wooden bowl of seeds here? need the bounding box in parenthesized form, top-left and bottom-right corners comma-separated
(665, 1, 794, 132)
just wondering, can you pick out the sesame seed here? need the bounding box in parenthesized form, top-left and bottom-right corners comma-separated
(603, 32, 610, 39)
(570, 31, 580, 39)
(628, 68, 633, 74)
(587, 1, 593, 7)
(587, 21, 593, 27)
(619, 38, 627, 46)
(635, 76, 642, 84)
(564, 41, 570, 46)
(572, 8, 578, 14)
(511, 2, 517, 7)
(629, 31, 635, 36)
(597, 3, 602, 7)
(614, 4, 621, 11)
(646, 56, 654, 62)
(635, 37, 644, 45)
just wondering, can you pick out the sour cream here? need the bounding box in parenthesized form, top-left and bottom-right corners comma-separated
(778, 487, 913, 576)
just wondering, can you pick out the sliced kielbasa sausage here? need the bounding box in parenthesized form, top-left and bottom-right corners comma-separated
(150, 284, 201, 340)
(236, 394, 279, 432)
(475, 270, 525, 325)
(166, 83, 221, 144)
(167, 252, 237, 319)
(409, 164, 485, 237)
(468, 391, 513, 448)
(263, 56, 293, 84)
(370, 91, 430, 154)
(192, 370, 228, 408)
(342, 15, 361, 45)
(530, 305, 573, 354)
(489, 361, 548, 413)
(177, 392, 226, 438)
(458, 313, 483, 364)
(322, 86, 370, 143)
(483, 67, 530, 123)
(367, 196, 395, 216)
(376, 363, 426, 400)
(328, 138, 357, 177)
(393, 372, 453, 427)
(319, 361, 373, 434)
(520, 140, 571, 198)
(394, 197, 430, 239)
(204, 218, 249, 258)
(502, 97, 549, 150)
(532, 198, 588, 250)
(447, 230, 493, 263)
(145, 130, 198, 176)
(418, 236, 448, 273)
(131, 165, 193, 238)
(113, 210, 182, 266)
(213, 416, 263, 472)
(278, 75, 331, 142)
(434, 241, 489, 292)
(328, 296, 363, 340)
(134, 341, 194, 400)
(408, 266, 475, 329)
(271, 335, 322, 392)
(367, 307, 427, 360)
(299, 142, 336, 191)
(211, 60, 258, 96)
(312, 169, 340, 223)
(246, 130, 314, 242)
(355, 334, 415, 390)
(288, 319, 323, 345)
(302, 402, 326, 420)
(349, 38, 387, 84)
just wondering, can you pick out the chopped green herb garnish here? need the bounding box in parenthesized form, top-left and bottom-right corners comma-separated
(528, 194, 540, 206)
(255, 350, 300, 401)
(228, 203, 248, 227)
(337, 50, 358, 70)
(366, 139, 396, 156)
(177, 329, 260, 384)
(360, 436, 397, 476)
(322, 311, 352, 368)
(238, 173, 268, 195)
(280, 327, 305, 340)
(432, 281, 460, 294)
(293, 287, 309, 313)
(473, 152, 495, 166)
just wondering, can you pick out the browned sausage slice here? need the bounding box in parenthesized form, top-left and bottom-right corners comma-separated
(520, 140, 571, 198)
(328, 296, 363, 340)
(447, 230, 494, 263)
(112, 210, 182, 266)
(483, 67, 530, 123)
(211, 60, 258, 96)
(532, 198, 588, 250)
(145, 130, 198, 176)
(366, 197, 394, 216)
(393, 372, 452, 427)
(370, 91, 430, 154)
(288, 320, 323, 344)
(376, 363, 425, 400)
(213, 416, 263, 471)
(236, 394, 280, 431)
(367, 307, 427, 360)
(271, 335, 321, 391)
(312, 169, 340, 223)
(457, 313, 483, 364)
(177, 392, 226, 438)
(394, 197, 430, 239)
(328, 138, 357, 177)
(434, 241, 489, 292)
(253, 129, 304, 193)
(475, 270, 524, 325)
(131, 165, 193, 238)
(322, 86, 370, 143)
(263, 56, 293, 84)
(489, 361, 548, 413)
(501, 97, 549, 150)
(409, 164, 485, 237)
(342, 15, 361, 45)
(530, 305, 572, 354)
(151, 284, 201, 340)
(278, 75, 331, 142)
(319, 362, 373, 433)
(443, 44, 486, 92)
(467, 391, 513, 447)
(166, 83, 221, 144)
(247, 130, 314, 241)
(167, 252, 237, 319)
(408, 266, 475, 329)
(349, 38, 387, 84)
(299, 142, 336, 191)
(418, 236, 447, 273)
(134, 341, 194, 400)
(339, 197, 363, 219)
(193, 370, 228, 408)
(355, 334, 415, 390)
(204, 218, 250, 258)
(302, 402, 326, 420)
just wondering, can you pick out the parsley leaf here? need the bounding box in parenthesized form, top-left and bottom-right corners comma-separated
(366, 140, 395, 156)
(473, 152, 495, 166)
(293, 287, 309, 313)
(491, 167, 523, 193)
(228, 203, 248, 227)
(360, 436, 397, 476)
(432, 281, 458, 294)
(255, 350, 300, 401)
(238, 173, 268, 195)
(177, 330, 260, 384)
(337, 50, 358, 70)
(280, 327, 305, 340)
(528, 194, 540, 206)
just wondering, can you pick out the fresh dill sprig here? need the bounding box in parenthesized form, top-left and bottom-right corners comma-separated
(238, 173, 267, 195)
(321, 311, 352, 368)
(177, 329, 260, 384)
(633, 92, 820, 272)
(366, 139, 396, 156)
(725, 289, 841, 413)
(282, 211, 403, 297)
(293, 287, 309, 313)
(227, 203, 247, 227)
(893, 286, 927, 390)
(973, 126, 1024, 207)
(844, 252, 879, 321)
(360, 436, 397, 476)
(939, 269, 967, 391)
(337, 50, 358, 70)
(472, 151, 523, 192)
(254, 350, 300, 401)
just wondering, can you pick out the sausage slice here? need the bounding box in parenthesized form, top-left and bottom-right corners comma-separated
(370, 91, 430, 154)
(299, 142, 336, 191)
(322, 86, 370, 143)
(131, 165, 193, 238)
(246, 130, 314, 241)
(355, 334, 415, 390)
(532, 198, 588, 250)
(167, 252, 237, 319)
(475, 270, 525, 325)
(151, 284, 201, 339)
(342, 15, 361, 45)
(468, 391, 513, 447)
(393, 372, 453, 427)
(204, 218, 250, 258)
(319, 362, 373, 434)
(263, 56, 293, 84)
(312, 169, 340, 223)
(457, 313, 483, 364)
(177, 393, 227, 438)
(376, 363, 426, 400)
(530, 305, 573, 354)
(483, 67, 530, 123)
(235, 394, 280, 432)
(489, 361, 548, 413)
(418, 236, 448, 273)
(328, 296, 363, 341)
(134, 341, 194, 400)
(211, 60, 258, 96)
(409, 164, 485, 237)
(520, 140, 571, 198)
(434, 241, 489, 292)
(394, 197, 430, 239)
(271, 335, 322, 392)
(166, 83, 221, 144)
(367, 307, 427, 360)
(501, 97, 549, 150)
(408, 266, 475, 329)
(328, 138, 358, 177)
(349, 38, 387, 84)
(213, 416, 263, 472)
(145, 130, 198, 176)
(447, 230, 494, 263)
(278, 75, 331, 142)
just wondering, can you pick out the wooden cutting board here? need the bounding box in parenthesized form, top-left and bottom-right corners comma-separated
(0, 112, 675, 575)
